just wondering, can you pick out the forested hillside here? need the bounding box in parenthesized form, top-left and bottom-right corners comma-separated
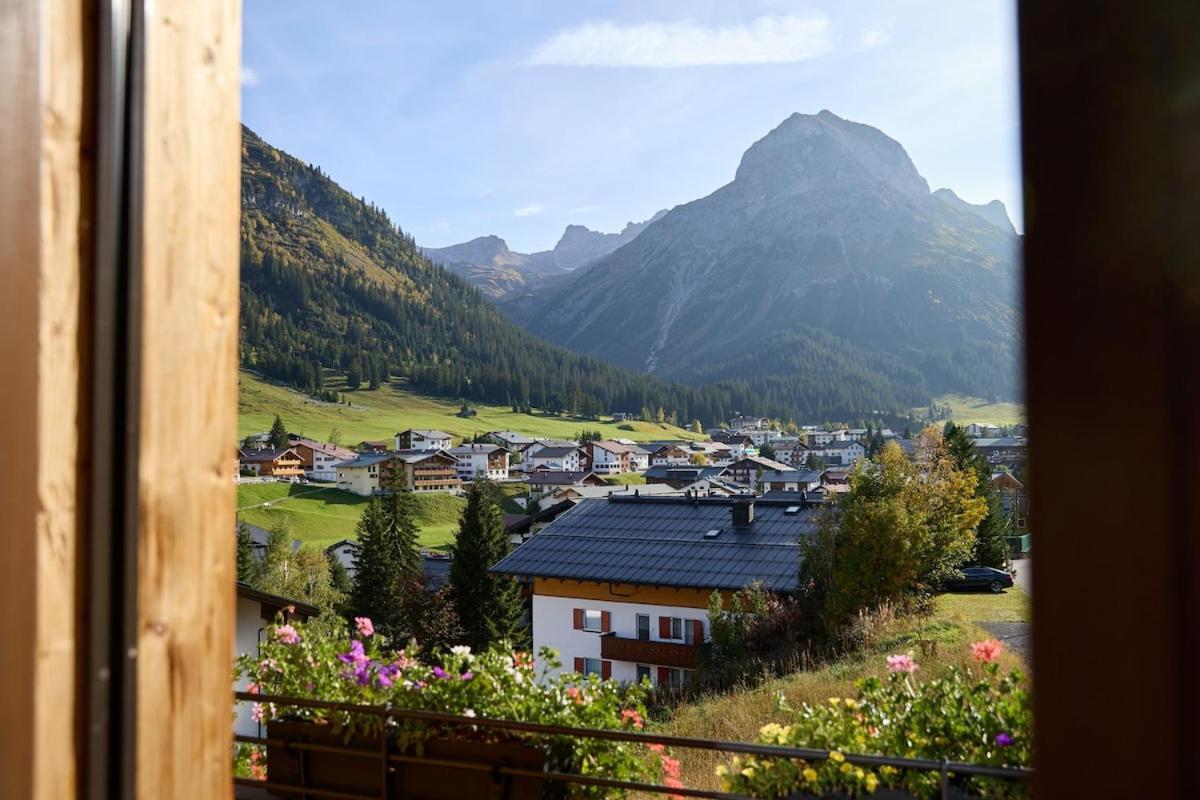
(239, 126, 928, 424)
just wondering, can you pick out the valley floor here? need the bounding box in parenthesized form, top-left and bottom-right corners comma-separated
(653, 589, 1031, 791)
(239, 370, 706, 446)
(236, 482, 464, 550)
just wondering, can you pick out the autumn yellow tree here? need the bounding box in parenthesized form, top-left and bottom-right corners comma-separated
(801, 426, 986, 632)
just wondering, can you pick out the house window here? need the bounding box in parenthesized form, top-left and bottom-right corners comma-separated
(582, 658, 602, 676)
(665, 668, 694, 690)
(583, 609, 603, 632)
(636, 664, 651, 683)
(636, 614, 650, 641)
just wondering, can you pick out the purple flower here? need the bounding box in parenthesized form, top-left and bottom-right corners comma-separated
(460, 672, 474, 681)
(995, 732, 1013, 747)
(432, 666, 449, 680)
(338, 640, 368, 666)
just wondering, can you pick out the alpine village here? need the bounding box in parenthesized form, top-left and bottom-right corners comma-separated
(233, 112, 1031, 798)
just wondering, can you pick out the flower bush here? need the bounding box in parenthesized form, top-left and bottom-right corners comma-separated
(716, 641, 1031, 798)
(236, 617, 671, 796)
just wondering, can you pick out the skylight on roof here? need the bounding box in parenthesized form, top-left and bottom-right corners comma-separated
(704, 528, 721, 538)
(785, 506, 802, 515)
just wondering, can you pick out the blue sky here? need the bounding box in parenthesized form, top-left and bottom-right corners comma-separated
(243, 1, 1021, 253)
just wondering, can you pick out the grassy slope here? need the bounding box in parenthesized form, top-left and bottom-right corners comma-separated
(239, 370, 705, 445)
(236, 482, 465, 551)
(656, 590, 1031, 790)
(929, 393, 1027, 427)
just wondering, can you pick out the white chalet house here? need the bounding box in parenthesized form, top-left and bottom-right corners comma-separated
(492, 496, 815, 689)
(448, 443, 510, 482)
(395, 429, 453, 451)
(820, 439, 866, 466)
(583, 440, 632, 475)
(234, 584, 316, 738)
(288, 436, 356, 481)
(527, 445, 585, 473)
(334, 453, 394, 496)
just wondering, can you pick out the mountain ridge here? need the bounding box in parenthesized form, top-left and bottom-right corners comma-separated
(505, 111, 1021, 401)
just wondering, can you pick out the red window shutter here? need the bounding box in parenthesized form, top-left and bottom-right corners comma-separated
(659, 616, 671, 638)
(692, 620, 704, 644)
(573, 657, 584, 673)
(657, 667, 670, 686)
(573, 608, 584, 630)
(601, 660, 612, 680)
(601, 610, 611, 632)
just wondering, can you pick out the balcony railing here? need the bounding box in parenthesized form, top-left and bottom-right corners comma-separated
(600, 631, 698, 668)
(233, 691, 1032, 800)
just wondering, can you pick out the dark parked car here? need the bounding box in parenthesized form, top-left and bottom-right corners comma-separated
(946, 566, 1014, 593)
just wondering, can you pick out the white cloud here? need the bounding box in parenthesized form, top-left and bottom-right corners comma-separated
(513, 204, 544, 217)
(524, 14, 833, 68)
(240, 66, 261, 87)
(858, 29, 890, 50)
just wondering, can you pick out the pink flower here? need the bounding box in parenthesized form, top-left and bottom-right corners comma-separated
(972, 639, 1004, 663)
(886, 654, 918, 673)
(512, 651, 533, 669)
(621, 708, 645, 729)
(250, 703, 265, 722)
(647, 743, 666, 754)
(274, 625, 300, 645)
(355, 617, 375, 637)
(246, 681, 259, 695)
(661, 755, 681, 780)
(565, 686, 584, 705)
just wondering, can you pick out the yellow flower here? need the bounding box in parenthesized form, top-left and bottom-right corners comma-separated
(714, 765, 729, 778)
(840, 762, 852, 774)
(828, 697, 841, 707)
(844, 698, 858, 710)
(803, 768, 818, 782)
(741, 767, 756, 779)
(829, 750, 845, 763)
(760, 723, 785, 742)
(866, 774, 879, 793)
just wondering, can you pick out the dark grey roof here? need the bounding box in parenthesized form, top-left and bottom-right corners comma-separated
(643, 465, 727, 481)
(423, 554, 453, 590)
(761, 469, 824, 484)
(490, 497, 818, 592)
(527, 471, 602, 486)
(336, 452, 395, 469)
(531, 446, 582, 459)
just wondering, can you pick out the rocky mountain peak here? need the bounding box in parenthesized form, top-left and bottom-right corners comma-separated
(735, 110, 930, 199)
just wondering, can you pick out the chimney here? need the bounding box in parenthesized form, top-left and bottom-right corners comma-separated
(731, 497, 755, 527)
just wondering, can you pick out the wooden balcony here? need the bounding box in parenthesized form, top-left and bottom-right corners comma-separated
(599, 632, 697, 668)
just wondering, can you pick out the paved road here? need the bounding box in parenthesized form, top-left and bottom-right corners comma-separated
(1013, 557, 1032, 595)
(981, 620, 1032, 663)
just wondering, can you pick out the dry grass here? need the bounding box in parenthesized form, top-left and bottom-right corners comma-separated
(651, 593, 1030, 791)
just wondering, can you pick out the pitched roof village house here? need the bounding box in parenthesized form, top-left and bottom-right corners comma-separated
(723, 455, 793, 487)
(643, 465, 728, 489)
(447, 443, 510, 482)
(237, 447, 304, 478)
(334, 450, 462, 496)
(526, 445, 585, 473)
(583, 440, 633, 475)
(491, 496, 818, 689)
(287, 436, 356, 481)
(395, 429, 454, 451)
(235, 583, 316, 737)
(526, 471, 608, 494)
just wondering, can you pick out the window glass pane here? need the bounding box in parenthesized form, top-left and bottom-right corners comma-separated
(583, 658, 602, 676)
(670, 617, 682, 639)
(583, 610, 602, 631)
(636, 614, 649, 640)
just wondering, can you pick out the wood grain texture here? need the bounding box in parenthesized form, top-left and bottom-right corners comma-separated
(0, 0, 91, 797)
(135, 1, 241, 797)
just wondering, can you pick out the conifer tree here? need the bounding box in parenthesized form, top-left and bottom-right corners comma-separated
(351, 493, 423, 637)
(268, 414, 289, 449)
(449, 481, 526, 650)
(236, 522, 257, 582)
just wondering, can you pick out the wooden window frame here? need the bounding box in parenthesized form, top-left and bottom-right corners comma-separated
(2, 1, 1199, 798)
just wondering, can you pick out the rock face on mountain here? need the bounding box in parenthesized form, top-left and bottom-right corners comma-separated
(508, 111, 1022, 401)
(421, 211, 667, 298)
